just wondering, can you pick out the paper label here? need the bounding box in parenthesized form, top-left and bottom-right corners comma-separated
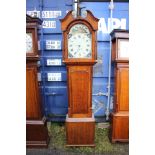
(48, 73, 61, 81)
(47, 59, 61, 66)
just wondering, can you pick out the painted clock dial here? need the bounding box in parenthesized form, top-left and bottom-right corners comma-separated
(118, 39, 129, 58)
(26, 33, 33, 53)
(68, 24, 92, 58)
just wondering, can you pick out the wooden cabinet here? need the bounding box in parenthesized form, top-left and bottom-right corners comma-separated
(26, 63, 41, 119)
(110, 29, 129, 143)
(60, 10, 99, 146)
(67, 66, 92, 118)
(26, 15, 49, 148)
(115, 63, 129, 112)
(111, 113, 129, 141)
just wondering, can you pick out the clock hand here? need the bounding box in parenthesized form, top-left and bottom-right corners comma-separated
(74, 51, 77, 55)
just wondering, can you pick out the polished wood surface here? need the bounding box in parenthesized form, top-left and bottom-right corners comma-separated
(26, 15, 49, 148)
(115, 63, 129, 112)
(111, 112, 129, 143)
(67, 66, 92, 118)
(60, 10, 99, 146)
(110, 29, 129, 143)
(66, 117, 95, 146)
(26, 118, 50, 148)
(60, 10, 99, 64)
(26, 64, 41, 119)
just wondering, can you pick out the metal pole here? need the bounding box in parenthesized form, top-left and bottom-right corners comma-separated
(39, 0, 48, 116)
(74, 0, 78, 14)
(105, 0, 114, 121)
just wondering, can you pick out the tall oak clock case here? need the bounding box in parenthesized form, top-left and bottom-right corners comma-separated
(26, 15, 49, 148)
(60, 10, 99, 146)
(110, 29, 129, 143)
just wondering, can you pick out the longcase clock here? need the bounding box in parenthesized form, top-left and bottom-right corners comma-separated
(110, 29, 129, 143)
(26, 15, 49, 148)
(60, 10, 99, 146)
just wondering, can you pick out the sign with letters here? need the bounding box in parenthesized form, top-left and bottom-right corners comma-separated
(98, 18, 126, 34)
(27, 10, 62, 29)
(97, 17, 127, 41)
(42, 21, 56, 28)
(48, 73, 61, 81)
(47, 59, 61, 66)
(46, 40, 61, 50)
(26, 10, 62, 18)
(42, 11, 61, 18)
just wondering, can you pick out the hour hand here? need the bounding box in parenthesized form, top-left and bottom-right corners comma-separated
(74, 51, 77, 56)
(68, 53, 73, 58)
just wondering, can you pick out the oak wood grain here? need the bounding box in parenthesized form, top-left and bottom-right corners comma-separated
(110, 30, 129, 143)
(60, 10, 99, 146)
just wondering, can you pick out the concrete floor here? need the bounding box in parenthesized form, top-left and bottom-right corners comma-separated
(27, 148, 129, 155)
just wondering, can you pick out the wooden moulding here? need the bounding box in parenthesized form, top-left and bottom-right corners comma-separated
(26, 14, 42, 26)
(110, 29, 129, 41)
(66, 115, 95, 147)
(26, 117, 50, 148)
(60, 10, 99, 64)
(60, 10, 99, 31)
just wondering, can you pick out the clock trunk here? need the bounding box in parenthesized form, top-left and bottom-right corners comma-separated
(26, 15, 49, 148)
(110, 29, 129, 143)
(60, 10, 99, 146)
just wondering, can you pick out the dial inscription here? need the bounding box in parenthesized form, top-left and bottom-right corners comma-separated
(68, 24, 92, 58)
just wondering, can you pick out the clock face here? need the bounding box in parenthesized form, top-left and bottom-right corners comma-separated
(118, 39, 129, 58)
(26, 33, 33, 53)
(68, 24, 92, 58)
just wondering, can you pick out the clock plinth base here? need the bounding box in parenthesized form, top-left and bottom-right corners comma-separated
(66, 115, 95, 147)
(26, 117, 49, 148)
(110, 112, 129, 143)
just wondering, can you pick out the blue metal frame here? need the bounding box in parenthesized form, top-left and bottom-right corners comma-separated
(26, 0, 129, 122)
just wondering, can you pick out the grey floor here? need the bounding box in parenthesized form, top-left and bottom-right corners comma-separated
(27, 148, 129, 155)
